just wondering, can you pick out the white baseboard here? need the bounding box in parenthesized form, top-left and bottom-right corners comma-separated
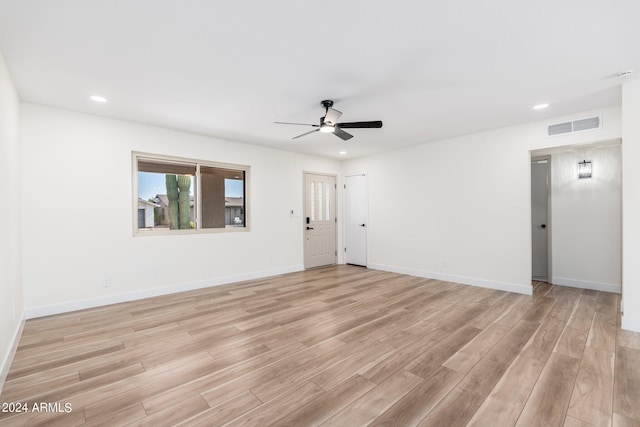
(622, 315, 640, 332)
(368, 263, 532, 295)
(552, 276, 621, 294)
(0, 312, 25, 395)
(25, 265, 305, 319)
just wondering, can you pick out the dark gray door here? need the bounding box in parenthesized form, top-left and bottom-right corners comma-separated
(531, 159, 549, 281)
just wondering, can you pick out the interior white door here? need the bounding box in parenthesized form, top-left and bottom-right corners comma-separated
(531, 159, 549, 281)
(304, 173, 336, 268)
(345, 174, 367, 266)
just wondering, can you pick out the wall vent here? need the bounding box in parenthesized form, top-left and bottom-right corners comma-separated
(547, 116, 601, 137)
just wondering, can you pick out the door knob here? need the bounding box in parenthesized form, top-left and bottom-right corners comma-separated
(307, 226, 314, 230)
(360, 224, 366, 227)
(540, 224, 546, 229)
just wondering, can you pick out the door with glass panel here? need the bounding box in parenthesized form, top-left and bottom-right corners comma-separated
(304, 173, 337, 268)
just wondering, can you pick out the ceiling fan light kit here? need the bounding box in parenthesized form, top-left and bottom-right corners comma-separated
(275, 100, 383, 141)
(319, 125, 335, 133)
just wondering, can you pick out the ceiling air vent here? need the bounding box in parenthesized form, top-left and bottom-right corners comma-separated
(547, 116, 601, 137)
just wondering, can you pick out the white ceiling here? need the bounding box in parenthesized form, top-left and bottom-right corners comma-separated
(0, 1, 638, 159)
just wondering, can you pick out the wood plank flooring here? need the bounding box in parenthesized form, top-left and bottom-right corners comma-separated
(0, 267, 638, 426)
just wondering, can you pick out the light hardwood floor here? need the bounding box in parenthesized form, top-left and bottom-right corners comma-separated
(1, 266, 639, 426)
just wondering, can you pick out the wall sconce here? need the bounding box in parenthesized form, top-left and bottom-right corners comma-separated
(578, 160, 592, 179)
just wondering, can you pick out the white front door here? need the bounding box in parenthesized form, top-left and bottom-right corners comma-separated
(531, 158, 550, 281)
(304, 173, 337, 268)
(345, 174, 367, 266)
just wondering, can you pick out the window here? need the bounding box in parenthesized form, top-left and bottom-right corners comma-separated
(133, 153, 248, 235)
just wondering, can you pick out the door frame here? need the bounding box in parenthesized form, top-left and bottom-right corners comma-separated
(344, 173, 368, 267)
(531, 155, 552, 283)
(302, 171, 338, 269)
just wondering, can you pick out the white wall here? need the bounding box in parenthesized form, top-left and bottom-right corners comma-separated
(342, 106, 622, 295)
(20, 104, 342, 316)
(550, 145, 621, 292)
(0, 53, 23, 391)
(622, 79, 640, 331)
(9, 88, 638, 336)
(16, 99, 637, 331)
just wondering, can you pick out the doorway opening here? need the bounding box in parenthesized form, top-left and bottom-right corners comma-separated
(530, 140, 622, 293)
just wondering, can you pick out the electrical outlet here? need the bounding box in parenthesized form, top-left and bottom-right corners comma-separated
(102, 278, 111, 288)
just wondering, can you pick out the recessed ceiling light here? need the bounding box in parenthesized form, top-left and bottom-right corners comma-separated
(338, 151, 347, 155)
(533, 104, 549, 110)
(90, 95, 108, 103)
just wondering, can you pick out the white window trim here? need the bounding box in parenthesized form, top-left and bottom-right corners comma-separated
(132, 151, 250, 236)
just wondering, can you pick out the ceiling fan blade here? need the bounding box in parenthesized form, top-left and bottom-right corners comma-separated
(275, 121, 319, 127)
(292, 129, 320, 140)
(323, 108, 342, 126)
(334, 128, 353, 141)
(336, 121, 383, 129)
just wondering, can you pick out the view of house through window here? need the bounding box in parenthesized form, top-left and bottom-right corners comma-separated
(135, 154, 247, 233)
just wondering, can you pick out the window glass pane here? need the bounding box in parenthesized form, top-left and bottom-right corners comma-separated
(325, 182, 331, 220)
(137, 168, 195, 230)
(310, 181, 315, 221)
(225, 177, 244, 227)
(201, 166, 245, 229)
(318, 181, 323, 221)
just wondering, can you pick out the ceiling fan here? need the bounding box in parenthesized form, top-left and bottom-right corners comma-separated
(275, 100, 383, 141)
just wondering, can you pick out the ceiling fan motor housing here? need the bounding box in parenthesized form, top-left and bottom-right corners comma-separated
(321, 100, 334, 109)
